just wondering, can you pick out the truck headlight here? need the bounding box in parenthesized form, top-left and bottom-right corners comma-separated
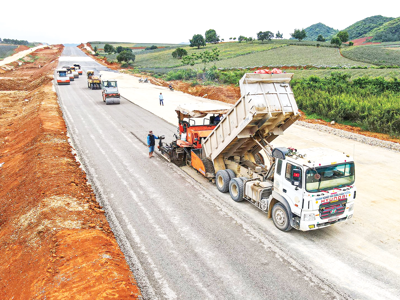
(303, 213, 315, 222)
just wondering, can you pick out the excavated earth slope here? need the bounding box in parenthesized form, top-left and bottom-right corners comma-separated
(0, 45, 141, 299)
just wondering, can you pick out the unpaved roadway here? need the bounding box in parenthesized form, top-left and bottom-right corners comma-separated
(56, 47, 400, 300)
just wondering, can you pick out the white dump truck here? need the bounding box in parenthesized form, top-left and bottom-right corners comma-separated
(162, 73, 356, 232)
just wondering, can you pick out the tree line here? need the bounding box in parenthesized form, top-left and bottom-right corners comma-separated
(0, 38, 29, 45)
(186, 28, 353, 50)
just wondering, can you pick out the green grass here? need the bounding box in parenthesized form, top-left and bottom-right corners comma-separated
(288, 68, 400, 80)
(342, 45, 400, 66)
(124, 42, 285, 69)
(0, 45, 17, 59)
(179, 46, 372, 70)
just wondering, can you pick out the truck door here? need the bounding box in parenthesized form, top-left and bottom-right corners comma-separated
(280, 161, 304, 216)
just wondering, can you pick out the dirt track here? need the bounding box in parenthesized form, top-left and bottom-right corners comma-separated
(0, 45, 141, 299)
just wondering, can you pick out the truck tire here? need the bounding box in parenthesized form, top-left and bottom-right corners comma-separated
(216, 170, 230, 193)
(226, 169, 236, 180)
(272, 203, 292, 232)
(229, 178, 244, 202)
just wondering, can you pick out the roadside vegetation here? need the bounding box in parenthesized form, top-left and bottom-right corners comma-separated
(292, 73, 400, 136)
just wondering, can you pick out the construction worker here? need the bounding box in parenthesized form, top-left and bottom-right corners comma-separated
(147, 131, 159, 158)
(159, 93, 164, 106)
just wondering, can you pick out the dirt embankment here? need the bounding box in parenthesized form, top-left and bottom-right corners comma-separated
(0, 46, 141, 299)
(13, 45, 30, 54)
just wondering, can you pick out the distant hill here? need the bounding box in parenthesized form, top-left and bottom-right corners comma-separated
(303, 23, 338, 41)
(344, 15, 394, 40)
(369, 17, 400, 42)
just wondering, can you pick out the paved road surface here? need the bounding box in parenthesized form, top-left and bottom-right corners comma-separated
(55, 47, 400, 300)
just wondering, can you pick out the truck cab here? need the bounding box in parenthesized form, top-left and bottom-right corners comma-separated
(268, 147, 356, 231)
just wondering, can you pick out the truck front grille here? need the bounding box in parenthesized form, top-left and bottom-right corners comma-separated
(319, 199, 347, 220)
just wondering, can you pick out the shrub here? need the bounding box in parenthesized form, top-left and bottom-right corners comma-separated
(172, 48, 188, 59)
(165, 69, 196, 81)
(145, 45, 158, 50)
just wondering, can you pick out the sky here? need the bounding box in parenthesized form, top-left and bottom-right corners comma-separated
(1, 0, 399, 44)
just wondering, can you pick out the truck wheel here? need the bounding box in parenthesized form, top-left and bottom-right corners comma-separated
(226, 169, 236, 180)
(272, 203, 292, 232)
(216, 170, 230, 193)
(229, 178, 244, 202)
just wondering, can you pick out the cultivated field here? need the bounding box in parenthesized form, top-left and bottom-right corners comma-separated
(342, 45, 400, 66)
(0, 45, 17, 59)
(206, 46, 372, 69)
(285, 68, 400, 80)
(129, 45, 372, 72)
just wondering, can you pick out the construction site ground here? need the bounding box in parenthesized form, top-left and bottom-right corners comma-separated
(0, 46, 141, 299)
(1, 44, 399, 299)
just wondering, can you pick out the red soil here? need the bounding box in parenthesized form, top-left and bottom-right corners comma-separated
(0, 45, 141, 299)
(348, 36, 381, 46)
(13, 45, 30, 54)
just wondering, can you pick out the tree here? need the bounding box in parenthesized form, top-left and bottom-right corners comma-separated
(291, 29, 307, 41)
(317, 35, 326, 42)
(172, 48, 188, 59)
(337, 31, 349, 43)
(205, 29, 220, 44)
(116, 51, 135, 63)
(190, 34, 206, 49)
(238, 35, 246, 43)
(182, 48, 220, 71)
(275, 31, 283, 39)
(93, 46, 98, 53)
(116, 46, 124, 53)
(248, 37, 253, 43)
(330, 37, 342, 47)
(229, 37, 232, 41)
(257, 31, 274, 42)
(233, 37, 237, 41)
(104, 44, 115, 54)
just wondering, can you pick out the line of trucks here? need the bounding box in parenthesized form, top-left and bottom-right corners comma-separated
(56, 67, 120, 105)
(159, 72, 356, 232)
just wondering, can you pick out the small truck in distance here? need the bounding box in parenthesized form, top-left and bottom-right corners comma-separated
(56, 69, 70, 85)
(101, 80, 120, 105)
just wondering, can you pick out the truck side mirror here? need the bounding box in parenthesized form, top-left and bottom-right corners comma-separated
(292, 169, 301, 186)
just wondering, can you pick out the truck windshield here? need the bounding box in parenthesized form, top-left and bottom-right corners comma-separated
(105, 81, 117, 87)
(305, 162, 355, 192)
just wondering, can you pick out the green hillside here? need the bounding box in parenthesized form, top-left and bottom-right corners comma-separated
(344, 15, 394, 40)
(369, 17, 400, 42)
(0, 45, 17, 59)
(342, 44, 400, 66)
(303, 23, 338, 41)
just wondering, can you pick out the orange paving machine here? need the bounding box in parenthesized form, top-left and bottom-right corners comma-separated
(158, 104, 230, 179)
